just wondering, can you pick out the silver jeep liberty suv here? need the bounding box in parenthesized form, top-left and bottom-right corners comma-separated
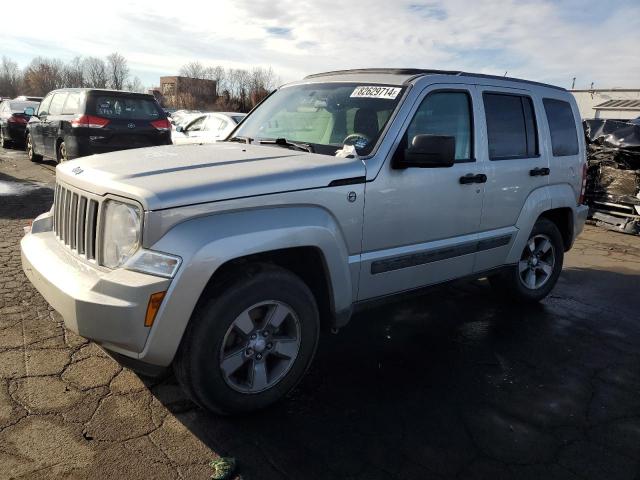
(22, 69, 589, 414)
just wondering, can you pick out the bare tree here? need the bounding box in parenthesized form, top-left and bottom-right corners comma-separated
(23, 57, 65, 96)
(204, 65, 225, 95)
(0, 56, 22, 97)
(106, 52, 129, 90)
(84, 57, 108, 88)
(180, 61, 206, 79)
(63, 56, 85, 88)
(125, 76, 145, 93)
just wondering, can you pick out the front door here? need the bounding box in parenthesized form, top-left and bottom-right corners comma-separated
(358, 84, 485, 300)
(30, 93, 53, 154)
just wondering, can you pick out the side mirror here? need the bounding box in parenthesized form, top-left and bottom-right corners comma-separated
(394, 134, 456, 168)
(175, 125, 184, 133)
(24, 107, 35, 116)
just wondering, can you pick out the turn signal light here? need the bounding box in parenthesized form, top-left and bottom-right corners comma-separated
(144, 291, 166, 327)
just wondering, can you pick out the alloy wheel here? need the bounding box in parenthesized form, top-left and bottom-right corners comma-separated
(219, 300, 301, 394)
(27, 135, 33, 159)
(518, 234, 555, 290)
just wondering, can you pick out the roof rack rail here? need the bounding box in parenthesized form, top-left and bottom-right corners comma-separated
(304, 68, 564, 91)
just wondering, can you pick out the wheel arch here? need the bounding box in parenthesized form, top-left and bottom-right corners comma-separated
(137, 206, 354, 366)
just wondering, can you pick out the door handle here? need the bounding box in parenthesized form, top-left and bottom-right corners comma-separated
(529, 167, 550, 177)
(459, 173, 487, 184)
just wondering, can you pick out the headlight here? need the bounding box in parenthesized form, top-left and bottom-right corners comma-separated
(101, 200, 141, 269)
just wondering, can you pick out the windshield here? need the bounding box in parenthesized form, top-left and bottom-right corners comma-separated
(232, 83, 405, 156)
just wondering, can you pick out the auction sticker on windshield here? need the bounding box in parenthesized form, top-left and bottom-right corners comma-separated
(350, 86, 401, 100)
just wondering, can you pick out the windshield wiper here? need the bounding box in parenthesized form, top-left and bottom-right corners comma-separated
(259, 138, 315, 153)
(227, 135, 253, 144)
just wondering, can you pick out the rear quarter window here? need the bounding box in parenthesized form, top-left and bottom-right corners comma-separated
(91, 95, 161, 120)
(543, 98, 579, 156)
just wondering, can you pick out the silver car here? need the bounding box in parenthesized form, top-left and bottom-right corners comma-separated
(22, 68, 588, 414)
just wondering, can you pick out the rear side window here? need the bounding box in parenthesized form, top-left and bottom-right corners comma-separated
(38, 95, 53, 116)
(543, 99, 579, 156)
(62, 92, 81, 115)
(48, 93, 67, 116)
(91, 96, 161, 120)
(483, 93, 538, 160)
(406, 90, 473, 161)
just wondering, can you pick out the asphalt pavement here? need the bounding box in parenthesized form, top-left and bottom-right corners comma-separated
(1, 145, 639, 479)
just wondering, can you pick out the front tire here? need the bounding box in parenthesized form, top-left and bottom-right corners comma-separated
(26, 133, 42, 162)
(174, 265, 320, 415)
(0, 127, 10, 149)
(490, 218, 564, 302)
(57, 141, 68, 163)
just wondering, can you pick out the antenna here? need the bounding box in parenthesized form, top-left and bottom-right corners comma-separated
(504, 71, 508, 77)
(571, 77, 576, 89)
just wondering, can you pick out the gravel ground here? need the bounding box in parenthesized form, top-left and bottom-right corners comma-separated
(1, 145, 639, 479)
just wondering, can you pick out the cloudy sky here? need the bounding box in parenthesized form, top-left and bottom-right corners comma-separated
(2, 0, 639, 89)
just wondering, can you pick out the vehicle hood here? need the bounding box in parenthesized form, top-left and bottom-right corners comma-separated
(56, 143, 366, 210)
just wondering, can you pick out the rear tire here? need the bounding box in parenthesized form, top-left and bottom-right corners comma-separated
(174, 265, 320, 415)
(490, 218, 564, 302)
(26, 133, 42, 162)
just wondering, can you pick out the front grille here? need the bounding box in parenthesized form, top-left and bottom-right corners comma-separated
(53, 183, 100, 260)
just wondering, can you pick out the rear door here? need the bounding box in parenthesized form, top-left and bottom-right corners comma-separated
(474, 86, 549, 272)
(86, 93, 168, 149)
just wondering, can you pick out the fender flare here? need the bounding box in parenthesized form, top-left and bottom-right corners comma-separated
(137, 205, 353, 366)
(506, 183, 578, 263)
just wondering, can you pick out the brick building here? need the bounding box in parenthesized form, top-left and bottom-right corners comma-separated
(158, 76, 217, 110)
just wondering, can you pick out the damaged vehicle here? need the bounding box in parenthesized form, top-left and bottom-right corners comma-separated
(21, 69, 588, 414)
(583, 119, 640, 234)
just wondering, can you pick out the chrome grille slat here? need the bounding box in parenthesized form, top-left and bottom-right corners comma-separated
(52, 182, 101, 262)
(77, 197, 87, 255)
(69, 194, 78, 250)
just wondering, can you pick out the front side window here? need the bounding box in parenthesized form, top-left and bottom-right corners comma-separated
(405, 90, 473, 161)
(187, 116, 205, 131)
(484, 93, 538, 160)
(543, 99, 579, 156)
(48, 93, 68, 116)
(232, 83, 406, 156)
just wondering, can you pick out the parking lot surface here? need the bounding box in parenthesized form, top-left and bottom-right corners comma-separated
(1, 146, 639, 479)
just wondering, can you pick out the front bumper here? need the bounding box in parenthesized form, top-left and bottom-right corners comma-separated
(21, 216, 171, 357)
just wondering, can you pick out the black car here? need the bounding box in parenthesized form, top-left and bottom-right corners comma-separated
(0, 99, 40, 148)
(26, 88, 171, 163)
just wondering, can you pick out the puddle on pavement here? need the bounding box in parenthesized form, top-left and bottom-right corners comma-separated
(0, 180, 50, 196)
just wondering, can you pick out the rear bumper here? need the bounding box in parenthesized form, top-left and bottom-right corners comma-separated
(21, 213, 171, 357)
(5, 123, 26, 142)
(66, 133, 172, 159)
(574, 204, 589, 241)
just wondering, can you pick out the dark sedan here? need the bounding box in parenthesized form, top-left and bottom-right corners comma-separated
(0, 99, 40, 148)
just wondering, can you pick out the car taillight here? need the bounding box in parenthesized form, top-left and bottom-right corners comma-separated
(150, 118, 170, 131)
(71, 115, 110, 128)
(578, 163, 587, 205)
(7, 115, 27, 125)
